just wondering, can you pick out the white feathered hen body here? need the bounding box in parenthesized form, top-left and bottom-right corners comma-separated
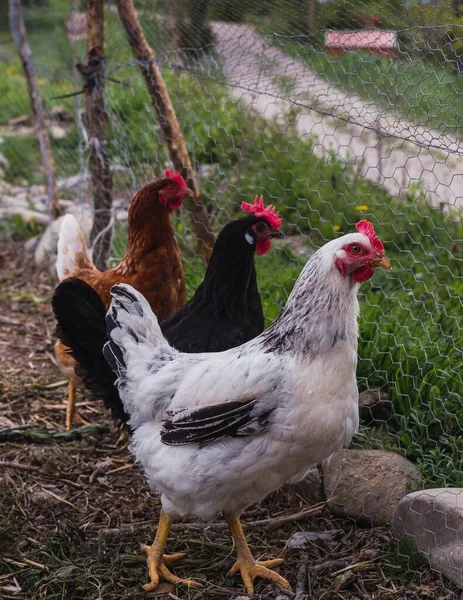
(105, 233, 366, 519)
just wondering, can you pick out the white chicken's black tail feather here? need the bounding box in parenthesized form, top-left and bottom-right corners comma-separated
(103, 283, 167, 384)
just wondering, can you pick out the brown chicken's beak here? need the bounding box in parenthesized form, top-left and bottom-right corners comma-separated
(368, 255, 392, 270)
(271, 229, 284, 239)
(183, 188, 195, 200)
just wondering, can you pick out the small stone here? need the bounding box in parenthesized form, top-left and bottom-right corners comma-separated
(393, 489, 463, 586)
(28, 489, 61, 507)
(24, 236, 39, 252)
(323, 449, 422, 526)
(57, 173, 89, 190)
(49, 125, 67, 139)
(0, 195, 29, 210)
(48, 105, 73, 123)
(8, 114, 30, 127)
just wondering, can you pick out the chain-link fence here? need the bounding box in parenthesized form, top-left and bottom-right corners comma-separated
(1, 0, 463, 596)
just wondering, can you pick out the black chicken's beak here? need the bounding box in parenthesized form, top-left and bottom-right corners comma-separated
(271, 229, 284, 239)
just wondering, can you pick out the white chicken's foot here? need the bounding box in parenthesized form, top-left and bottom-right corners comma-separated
(141, 510, 200, 592)
(224, 511, 291, 594)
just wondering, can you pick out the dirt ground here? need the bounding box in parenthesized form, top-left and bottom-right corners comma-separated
(0, 232, 461, 600)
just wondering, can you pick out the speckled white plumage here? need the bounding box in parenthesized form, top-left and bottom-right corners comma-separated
(104, 232, 373, 520)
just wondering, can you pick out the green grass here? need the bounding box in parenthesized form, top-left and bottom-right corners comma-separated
(267, 35, 463, 136)
(1, 6, 463, 488)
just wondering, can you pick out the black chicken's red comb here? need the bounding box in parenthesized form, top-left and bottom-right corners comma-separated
(241, 196, 282, 229)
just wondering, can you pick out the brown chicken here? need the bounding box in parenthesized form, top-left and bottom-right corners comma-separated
(54, 170, 192, 429)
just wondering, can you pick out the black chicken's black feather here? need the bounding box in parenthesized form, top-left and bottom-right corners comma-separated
(52, 278, 126, 423)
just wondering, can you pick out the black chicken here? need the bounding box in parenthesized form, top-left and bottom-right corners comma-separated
(52, 203, 283, 425)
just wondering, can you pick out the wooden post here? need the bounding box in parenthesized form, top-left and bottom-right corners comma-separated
(116, 0, 215, 260)
(8, 0, 60, 220)
(307, 0, 317, 35)
(76, 0, 113, 271)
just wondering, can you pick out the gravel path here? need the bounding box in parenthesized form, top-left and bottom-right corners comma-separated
(211, 23, 463, 209)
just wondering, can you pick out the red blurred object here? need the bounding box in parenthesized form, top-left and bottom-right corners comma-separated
(325, 29, 398, 58)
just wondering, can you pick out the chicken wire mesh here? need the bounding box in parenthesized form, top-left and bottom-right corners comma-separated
(2, 0, 463, 592)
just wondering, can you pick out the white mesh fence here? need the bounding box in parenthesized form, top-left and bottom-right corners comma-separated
(4, 0, 463, 560)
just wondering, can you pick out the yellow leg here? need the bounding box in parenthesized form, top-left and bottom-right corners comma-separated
(116, 422, 129, 445)
(65, 381, 77, 431)
(224, 512, 291, 594)
(64, 381, 90, 430)
(141, 510, 200, 592)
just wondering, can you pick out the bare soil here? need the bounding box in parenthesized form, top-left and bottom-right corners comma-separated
(0, 232, 460, 600)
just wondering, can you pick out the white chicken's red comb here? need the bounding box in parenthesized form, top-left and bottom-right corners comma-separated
(164, 169, 187, 189)
(356, 220, 384, 254)
(241, 196, 282, 229)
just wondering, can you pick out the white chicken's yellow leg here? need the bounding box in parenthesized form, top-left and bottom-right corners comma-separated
(141, 509, 199, 592)
(224, 511, 291, 594)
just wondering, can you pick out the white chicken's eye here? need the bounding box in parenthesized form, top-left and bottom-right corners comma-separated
(350, 244, 362, 254)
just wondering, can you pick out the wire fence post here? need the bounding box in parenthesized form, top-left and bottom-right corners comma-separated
(116, 0, 215, 261)
(77, 0, 113, 271)
(8, 0, 60, 221)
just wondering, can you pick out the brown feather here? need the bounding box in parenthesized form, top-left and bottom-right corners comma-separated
(55, 177, 187, 409)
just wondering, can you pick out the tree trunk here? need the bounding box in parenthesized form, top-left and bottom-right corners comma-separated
(77, 0, 113, 271)
(116, 0, 215, 260)
(8, 0, 60, 220)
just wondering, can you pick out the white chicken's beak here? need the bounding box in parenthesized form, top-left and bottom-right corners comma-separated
(367, 255, 392, 270)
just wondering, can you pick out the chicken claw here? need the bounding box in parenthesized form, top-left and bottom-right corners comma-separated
(224, 512, 291, 594)
(141, 546, 198, 591)
(228, 557, 289, 594)
(141, 510, 200, 591)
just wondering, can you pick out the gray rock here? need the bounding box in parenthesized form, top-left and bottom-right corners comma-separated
(0, 194, 29, 210)
(24, 236, 39, 252)
(0, 207, 50, 225)
(58, 173, 89, 191)
(323, 449, 422, 526)
(393, 488, 463, 586)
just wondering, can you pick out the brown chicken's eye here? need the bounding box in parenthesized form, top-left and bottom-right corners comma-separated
(350, 244, 362, 254)
(255, 223, 266, 232)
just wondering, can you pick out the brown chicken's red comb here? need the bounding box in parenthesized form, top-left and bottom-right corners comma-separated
(241, 195, 282, 229)
(356, 220, 384, 254)
(164, 169, 187, 189)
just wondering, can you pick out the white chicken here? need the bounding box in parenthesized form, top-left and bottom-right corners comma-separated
(103, 220, 391, 593)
